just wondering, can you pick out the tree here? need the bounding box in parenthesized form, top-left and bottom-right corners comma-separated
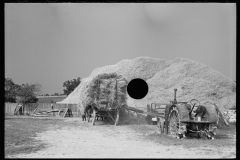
(15, 83, 42, 104)
(63, 77, 81, 95)
(5, 78, 19, 102)
(53, 93, 59, 96)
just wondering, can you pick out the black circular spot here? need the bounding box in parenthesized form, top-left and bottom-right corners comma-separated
(127, 78, 148, 99)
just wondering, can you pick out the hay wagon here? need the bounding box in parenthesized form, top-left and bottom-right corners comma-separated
(83, 73, 128, 126)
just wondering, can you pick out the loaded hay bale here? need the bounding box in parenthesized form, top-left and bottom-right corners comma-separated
(82, 72, 128, 122)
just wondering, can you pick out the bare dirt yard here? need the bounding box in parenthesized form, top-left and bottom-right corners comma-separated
(5, 116, 236, 158)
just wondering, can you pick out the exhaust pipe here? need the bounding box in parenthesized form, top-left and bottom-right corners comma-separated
(173, 88, 177, 104)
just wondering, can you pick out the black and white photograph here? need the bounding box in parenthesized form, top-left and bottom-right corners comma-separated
(5, 3, 236, 158)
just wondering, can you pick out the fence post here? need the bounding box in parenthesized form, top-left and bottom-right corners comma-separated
(76, 104, 78, 117)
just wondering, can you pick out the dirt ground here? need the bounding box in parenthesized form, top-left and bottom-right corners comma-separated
(8, 118, 236, 158)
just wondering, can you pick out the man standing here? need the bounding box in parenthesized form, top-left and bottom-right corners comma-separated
(51, 101, 54, 110)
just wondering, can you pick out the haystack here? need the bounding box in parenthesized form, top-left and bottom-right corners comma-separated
(59, 57, 236, 114)
(82, 72, 128, 111)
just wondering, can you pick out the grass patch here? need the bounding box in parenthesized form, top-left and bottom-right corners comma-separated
(4, 116, 66, 157)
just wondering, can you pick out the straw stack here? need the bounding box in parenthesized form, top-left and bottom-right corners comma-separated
(59, 57, 236, 113)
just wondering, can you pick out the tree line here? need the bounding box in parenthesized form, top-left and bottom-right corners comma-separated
(38, 93, 65, 96)
(5, 77, 81, 104)
(5, 78, 41, 104)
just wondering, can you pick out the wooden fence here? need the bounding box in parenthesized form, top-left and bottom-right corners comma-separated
(5, 103, 17, 115)
(5, 103, 80, 117)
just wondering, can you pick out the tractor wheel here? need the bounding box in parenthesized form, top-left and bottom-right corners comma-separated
(168, 106, 181, 138)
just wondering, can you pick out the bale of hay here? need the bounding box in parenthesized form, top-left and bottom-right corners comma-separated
(82, 72, 128, 110)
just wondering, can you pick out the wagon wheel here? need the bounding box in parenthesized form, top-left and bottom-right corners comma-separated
(92, 109, 96, 125)
(157, 117, 165, 134)
(146, 115, 152, 125)
(168, 107, 180, 138)
(157, 119, 161, 132)
(114, 109, 120, 126)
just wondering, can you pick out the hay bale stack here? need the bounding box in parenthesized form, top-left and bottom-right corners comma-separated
(59, 57, 236, 113)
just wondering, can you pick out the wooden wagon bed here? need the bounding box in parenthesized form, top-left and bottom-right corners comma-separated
(91, 108, 120, 126)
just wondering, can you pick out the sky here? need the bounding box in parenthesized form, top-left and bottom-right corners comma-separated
(5, 3, 236, 95)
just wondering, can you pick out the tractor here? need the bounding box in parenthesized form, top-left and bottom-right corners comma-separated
(146, 89, 218, 139)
